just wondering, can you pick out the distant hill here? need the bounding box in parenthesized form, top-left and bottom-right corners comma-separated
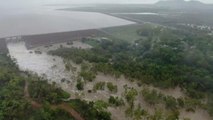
(155, 0, 211, 9)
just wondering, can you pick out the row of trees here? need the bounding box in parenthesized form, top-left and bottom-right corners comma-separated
(141, 88, 203, 112)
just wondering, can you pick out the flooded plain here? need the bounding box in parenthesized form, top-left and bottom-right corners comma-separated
(7, 40, 212, 120)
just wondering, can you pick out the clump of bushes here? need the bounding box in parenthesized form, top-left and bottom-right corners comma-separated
(93, 82, 106, 91)
(80, 71, 96, 82)
(141, 88, 204, 112)
(124, 88, 138, 107)
(108, 96, 124, 107)
(79, 63, 96, 82)
(164, 96, 178, 110)
(69, 99, 111, 120)
(76, 80, 84, 90)
(141, 88, 163, 105)
(107, 82, 118, 93)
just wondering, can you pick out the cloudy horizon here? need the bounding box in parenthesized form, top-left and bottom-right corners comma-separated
(0, 0, 212, 12)
(0, 0, 213, 5)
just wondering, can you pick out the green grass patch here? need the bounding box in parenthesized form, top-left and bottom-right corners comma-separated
(102, 24, 143, 42)
(83, 39, 99, 47)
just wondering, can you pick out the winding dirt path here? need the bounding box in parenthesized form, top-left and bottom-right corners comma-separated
(24, 80, 84, 120)
(24, 80, 42, 108)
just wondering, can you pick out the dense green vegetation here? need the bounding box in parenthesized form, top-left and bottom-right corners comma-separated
(49, 24, 213, 116)
(141, 88, 203, 112)
(80, 71, 96, 82)
(124, 88, 138, 107)
(108, 96, 124, 107)
(0, 53, 75, 120)
(69, 99, 111, 120)
(0, 54, 31, 120)
(32, 106, 75, 120)
(93, 82, 106, 91)
(29, 80, 70, 104)
(107, 82, 118, 93)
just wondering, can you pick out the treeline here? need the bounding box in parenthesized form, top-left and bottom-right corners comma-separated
(141, 88, 204, 112)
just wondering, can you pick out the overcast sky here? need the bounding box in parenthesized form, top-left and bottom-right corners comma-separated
(0, 0, 212, 10)
(1, 0, 213, 5)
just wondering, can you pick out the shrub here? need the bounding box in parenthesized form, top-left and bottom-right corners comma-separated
(108, 96, 124, 107)
(93, 82, 106, 91)
(125, 88, 138, 107)
(107, 82, 118, 93)
(141, 88, 162, 105)
(80, 71, 96, 82)
(76, 81, 84, 90)
(164, 96, 177, 110)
